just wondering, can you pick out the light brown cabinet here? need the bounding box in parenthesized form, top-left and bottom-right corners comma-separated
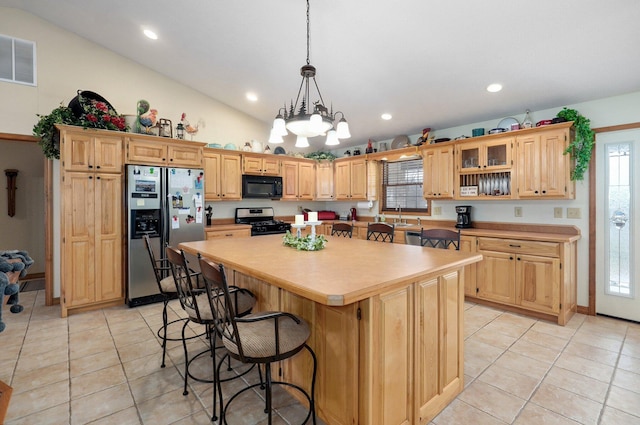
(242, 154, 280, 175)
(61, 130, 122, 173)
(205, 227, 251, 239)
(126, 137, 203, 167)
(61, 172, 123, 316)
(315, 160, 334, 200)
(471, 236, 574, 324)
(282, 159, 315, 200)
(334, 157, 367, 200)
(422, 144, 454, 199)
(203, 149, 242, 201)
(516, 124, 574, 198)
(460, 235, 477, 297)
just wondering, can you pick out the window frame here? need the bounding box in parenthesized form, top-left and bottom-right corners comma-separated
(380, 158, 431, 215)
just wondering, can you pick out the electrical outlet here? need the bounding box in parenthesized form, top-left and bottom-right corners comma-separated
(567, 207, 582, 219)
(554, 207, 563, 218)
(514, 207, 523, 217)
(433, 206, 442, 215)
(298, 205, 303, 212)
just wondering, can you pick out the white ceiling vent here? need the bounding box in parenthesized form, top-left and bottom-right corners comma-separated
(0, 34, 36, 86)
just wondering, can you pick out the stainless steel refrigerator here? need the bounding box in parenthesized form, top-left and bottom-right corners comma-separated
(126, 165, 205, 306)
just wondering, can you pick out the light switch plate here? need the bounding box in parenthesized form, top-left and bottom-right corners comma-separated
(514, 207, 523, 217)
(567, 207, 581, 219)
(554, 207, 563, 218)
(433, 206, 442, 215)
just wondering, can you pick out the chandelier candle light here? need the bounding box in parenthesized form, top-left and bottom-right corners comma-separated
(269, 0, 350, 148)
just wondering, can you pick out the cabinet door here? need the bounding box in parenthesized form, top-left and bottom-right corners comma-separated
(516, 134, 540, 197)
(94, 173, 123, 302)
(416, 272, 463, 424)
(460, 236, 477, 297)
(127, 138, 167, 165)
(366, 286, 413, 425)
(62, 173, 96, 308)
(281, 161, 299, 200)
(350, 158, 368, 200)
(62, 132, 94, 171)
(262, 157, 281, 175)
(94, 136, 123, 173)
(298, 161, 315, 200)
(334, 161, 351, 199)
(517, 254, 560, 314)
(316, 161, 334, 200)
(477, 250, 515, 304)
(242, 155, 264, 174)
(540, 129, 569, 197)
(423, 146, 454, 199)
(203, 152, 221, 200)
(483, 138, 513, 171)
(220, 154, 242, 200)
(168, 144, 202, 167)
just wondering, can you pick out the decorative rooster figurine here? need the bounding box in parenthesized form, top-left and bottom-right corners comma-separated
(180, 113, 199, 140)
(137, 100, 158, 134)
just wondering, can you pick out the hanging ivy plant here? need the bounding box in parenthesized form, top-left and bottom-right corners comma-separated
(557, 107, 594, 181)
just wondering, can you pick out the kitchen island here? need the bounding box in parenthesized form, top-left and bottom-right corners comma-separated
(180, 234, 482, 425)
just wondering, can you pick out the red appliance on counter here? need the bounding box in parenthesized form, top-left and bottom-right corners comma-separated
(350, 207, 357, 221)
(302, 210, 337, 220)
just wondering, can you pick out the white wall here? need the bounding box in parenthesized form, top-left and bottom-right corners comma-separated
(0, 141, 45, 274)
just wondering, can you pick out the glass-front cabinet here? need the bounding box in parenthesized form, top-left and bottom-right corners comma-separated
(456, 137, 514, 199)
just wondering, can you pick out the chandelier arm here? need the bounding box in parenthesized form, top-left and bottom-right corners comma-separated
(293, 76, 306, 115)
(311, 77, 328, 115)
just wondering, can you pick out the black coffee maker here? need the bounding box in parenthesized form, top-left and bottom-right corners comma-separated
(455, 205, 472, 228)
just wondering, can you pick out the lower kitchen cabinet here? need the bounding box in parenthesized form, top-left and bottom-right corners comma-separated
(205, 227, 250, 239)
(61, 172, 123, 316)
(460, 235, 477, 297)
(470, 236, 575, 325)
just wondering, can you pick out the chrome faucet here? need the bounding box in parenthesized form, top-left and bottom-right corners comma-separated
(396, 204, 403, 224)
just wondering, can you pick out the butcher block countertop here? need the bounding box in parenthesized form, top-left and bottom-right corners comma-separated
(180, 234, 482, 306)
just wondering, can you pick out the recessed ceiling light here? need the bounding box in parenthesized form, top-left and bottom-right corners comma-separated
(381, 113, 392, 120)
(486, 83, 502, 93)
(143, 29, 158, 40)
(246, 92, 258, 102)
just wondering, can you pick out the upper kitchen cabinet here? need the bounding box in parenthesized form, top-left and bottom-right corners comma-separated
(125, 136, 204, 168)
(455, 136, 514, 200)
(58, 126, 123, 173)
(242, 154, 281, 176)
(335, 157, 367, 200)
(282, 158, 315, 201)
(516, 122, 575, 199)
(422, 143, 454, 199)
(315, 160, 334, 200)
(203, 148, 242, 201)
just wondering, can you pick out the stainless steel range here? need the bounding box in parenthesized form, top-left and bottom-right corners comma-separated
(235, 207, 291, 236)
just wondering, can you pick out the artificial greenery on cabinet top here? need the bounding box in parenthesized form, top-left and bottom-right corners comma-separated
(556, 107, 594, 181)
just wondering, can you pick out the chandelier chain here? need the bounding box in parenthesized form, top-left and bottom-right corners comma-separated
(306, 0, 310, 65)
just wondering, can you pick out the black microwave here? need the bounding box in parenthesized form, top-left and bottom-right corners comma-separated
(242, 175, 283, 199)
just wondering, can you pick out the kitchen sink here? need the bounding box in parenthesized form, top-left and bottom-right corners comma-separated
(393, 223, 415, 228)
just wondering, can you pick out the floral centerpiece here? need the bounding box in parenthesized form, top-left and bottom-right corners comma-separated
(282, 231, 328, 251)
(74, 92, 127, 131)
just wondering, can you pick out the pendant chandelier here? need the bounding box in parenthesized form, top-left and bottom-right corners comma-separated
(269, 0, 350, 148)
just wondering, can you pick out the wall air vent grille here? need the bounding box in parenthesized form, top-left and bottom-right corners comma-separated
(0, 34, 36, 86)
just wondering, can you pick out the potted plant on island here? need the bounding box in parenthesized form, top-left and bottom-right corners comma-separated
(557, 107, 594, 181)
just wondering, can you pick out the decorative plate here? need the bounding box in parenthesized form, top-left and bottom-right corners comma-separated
(497, 117, 519, 131)
(391, 135, 411, 149)
(274, 147, 286, 155)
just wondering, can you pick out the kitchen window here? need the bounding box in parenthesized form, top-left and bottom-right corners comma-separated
(381, 158, 430, 213)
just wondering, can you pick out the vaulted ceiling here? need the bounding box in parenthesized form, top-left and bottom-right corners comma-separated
(3, 0, 640, 147)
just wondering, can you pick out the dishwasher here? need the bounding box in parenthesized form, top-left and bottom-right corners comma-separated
(405, 231, 422, 246)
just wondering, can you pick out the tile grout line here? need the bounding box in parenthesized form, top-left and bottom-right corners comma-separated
(596, 323, 628, 424)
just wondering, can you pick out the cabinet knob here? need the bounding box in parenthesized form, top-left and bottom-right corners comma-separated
(509, 256, 514, 260)
(535, 190, 539, 194)
(542, 190, 546, 194)
(96, 165, 101, 169)
(88, 165, 93, 169)
(88, 176, 93, 179)
(517, 257, 521, 261)
(96, 176, 101, 180)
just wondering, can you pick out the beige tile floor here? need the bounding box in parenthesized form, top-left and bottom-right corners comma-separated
(2, 291, 640, 424)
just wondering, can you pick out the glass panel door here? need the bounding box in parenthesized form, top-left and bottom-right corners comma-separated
(596, 130, 640, 321)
